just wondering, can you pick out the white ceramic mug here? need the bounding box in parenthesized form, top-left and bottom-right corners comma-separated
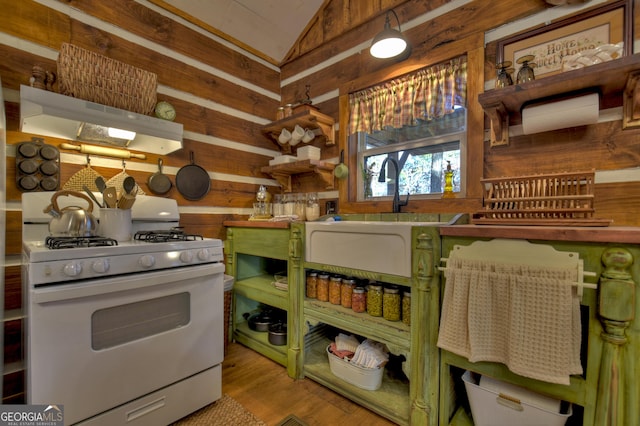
(278, 128, 292, 144)
(290, 124, 305, 146)
(302, 129, 315, 143)
(99, 208, 132, 242)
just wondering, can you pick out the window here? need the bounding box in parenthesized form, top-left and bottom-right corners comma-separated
(348, 56, 467, 201)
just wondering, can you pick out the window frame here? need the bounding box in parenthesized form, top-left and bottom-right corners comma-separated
(337, 34, 485, 214)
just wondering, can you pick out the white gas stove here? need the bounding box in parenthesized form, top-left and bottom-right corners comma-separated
(22, 192, 225, 425)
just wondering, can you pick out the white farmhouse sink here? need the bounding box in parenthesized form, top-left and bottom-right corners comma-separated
(305, 221, 444, 277)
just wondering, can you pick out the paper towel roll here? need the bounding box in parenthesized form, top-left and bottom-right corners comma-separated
(522, 92, 599, 134)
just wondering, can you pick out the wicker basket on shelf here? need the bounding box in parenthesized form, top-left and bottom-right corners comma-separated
(472, 170, 611, 226)
(57, 43, 157, 115)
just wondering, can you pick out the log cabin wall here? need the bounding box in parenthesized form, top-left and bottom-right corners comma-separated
(1, 0, 639, 404)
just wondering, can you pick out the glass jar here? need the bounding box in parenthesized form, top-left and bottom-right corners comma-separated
(341, 278, 356, 308)
(306, 271, 317, 299)
(283, 193, 295, 216)
(305, 192, 320, 221)
(402, 291, 411, 325)
(383, 286, 401, 321)
(367, 283, 383, 317)
(273, 194, 284, 216)
(295, 193, 306, 221)
(284, 103, 293, 117)
(276, 106, 285, 120)
(352, 287, 366, 313)
(317, 273, 329, 302)
(329, 276, 342, 305)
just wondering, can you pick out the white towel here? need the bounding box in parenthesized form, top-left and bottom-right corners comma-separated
(437, 258, 583, 385)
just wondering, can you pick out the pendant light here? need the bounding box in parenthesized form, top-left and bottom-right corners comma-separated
(370, 9, 408, 59)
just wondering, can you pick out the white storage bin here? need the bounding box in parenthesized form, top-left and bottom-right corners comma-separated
(326, 345, 384, 391)
(462, 371, 572, 426)
(296, 146, 321, 161)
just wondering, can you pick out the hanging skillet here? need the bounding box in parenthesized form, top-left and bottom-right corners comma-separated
(175, 151, 210, 201)
(147, 158, 173, 195)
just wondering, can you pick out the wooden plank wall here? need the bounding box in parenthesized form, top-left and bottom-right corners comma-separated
(2, 0, 640, 403)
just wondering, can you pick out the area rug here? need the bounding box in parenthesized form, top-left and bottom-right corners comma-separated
(171, 394, 266, 426)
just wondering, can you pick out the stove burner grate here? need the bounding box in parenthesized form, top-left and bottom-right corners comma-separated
(46, 236, 119, 249)
(134, 227, 203, 243)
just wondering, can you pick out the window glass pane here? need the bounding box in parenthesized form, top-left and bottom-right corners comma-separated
(356, 108, 466, 200)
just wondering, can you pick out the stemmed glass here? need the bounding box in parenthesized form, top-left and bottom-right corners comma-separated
(495, 61, 514, 88)
(516, 55, 536, 84)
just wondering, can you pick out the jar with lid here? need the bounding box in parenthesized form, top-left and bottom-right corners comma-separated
(367, 282, 383, 317)
(276, 106, 285, 120)
(295, 193, 306, 221)
(383, 286, 401, 321)
(317, 273, 330, 302)
(305, 192, 320, 221)
(352, 287, 366, 313)
(284, 103, 293, 117)
(402, 291, 411, 325)
(329, 276, 342, 305)
(341, 278, 356, 308)
(306, 271, 318, 299)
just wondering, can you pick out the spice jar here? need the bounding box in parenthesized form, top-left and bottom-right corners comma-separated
(352, 287, 366, 313)
(367, 283, 383, 317)
(317, 273, 329, 302)
(383, 286, 401, 321)
(306, 271, 318, 299)
(341, 278, 356, 308)
(402, 291, 411, 325)
(329, 276, 342, 305)
(276, 106, 285, 120)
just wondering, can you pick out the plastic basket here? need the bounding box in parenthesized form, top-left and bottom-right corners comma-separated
(326, 345, 383, 390)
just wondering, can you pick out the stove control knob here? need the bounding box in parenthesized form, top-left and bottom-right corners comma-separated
(92, 259, 110, 274)
(180, 251, 194, 263)
(139, 255, 155, 269)
(63, 262, 82, 277)
(197, 249, 210, 261)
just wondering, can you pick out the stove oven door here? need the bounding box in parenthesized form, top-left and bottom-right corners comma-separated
(26, 262, 225, 425)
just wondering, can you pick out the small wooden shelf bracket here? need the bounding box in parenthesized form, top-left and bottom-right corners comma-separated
(486, 101, 509, 147)
(623, 70, 640, 129)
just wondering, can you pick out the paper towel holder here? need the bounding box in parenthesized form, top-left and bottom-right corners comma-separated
(521, 91, 600, 135)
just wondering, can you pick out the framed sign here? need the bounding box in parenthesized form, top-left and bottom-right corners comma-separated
(497, 0, 632, 79)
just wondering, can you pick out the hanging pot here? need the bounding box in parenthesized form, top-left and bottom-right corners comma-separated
(44, 190, 98, 237)
(175, 151, 210, 201)
(147, 158, 173, 195)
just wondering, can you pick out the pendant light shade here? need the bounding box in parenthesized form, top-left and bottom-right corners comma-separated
(370, 10, 408, 59)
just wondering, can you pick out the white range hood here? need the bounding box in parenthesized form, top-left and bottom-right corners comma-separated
(20, 85, 183, 155)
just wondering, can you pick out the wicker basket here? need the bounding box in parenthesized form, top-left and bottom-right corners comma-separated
(472, 170, 610, 226)
(57, 43, 157, 114)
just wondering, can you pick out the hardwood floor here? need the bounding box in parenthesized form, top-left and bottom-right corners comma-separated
(222, 343, 396, 426)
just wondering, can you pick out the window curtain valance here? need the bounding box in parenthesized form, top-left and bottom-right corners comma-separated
(349, 56, 467, 135)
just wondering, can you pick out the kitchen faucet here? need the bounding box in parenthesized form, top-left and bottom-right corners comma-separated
(378, 158, 409, 213)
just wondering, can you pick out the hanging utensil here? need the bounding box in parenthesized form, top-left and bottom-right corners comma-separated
(147, 158, 173, 195)
(334, 150, 348, 179)
(175, 151, 210, 201)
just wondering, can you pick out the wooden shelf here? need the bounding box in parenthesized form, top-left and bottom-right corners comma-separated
(479, 54, 640, 146)
(261, 159, 336, 192)
(262, 107, 336, 153)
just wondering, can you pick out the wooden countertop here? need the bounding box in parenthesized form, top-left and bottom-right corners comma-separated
(439, 225, 640, 244)
(223, 220, 291, 229)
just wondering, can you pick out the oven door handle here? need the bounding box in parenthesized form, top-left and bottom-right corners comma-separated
(31, 262, 225, 304)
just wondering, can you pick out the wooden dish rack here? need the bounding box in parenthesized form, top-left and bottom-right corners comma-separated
(472, 170, 611, 226)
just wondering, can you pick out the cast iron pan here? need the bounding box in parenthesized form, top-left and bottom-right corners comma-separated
(147, 158, 173, 195)
(175, 151, 210, 200)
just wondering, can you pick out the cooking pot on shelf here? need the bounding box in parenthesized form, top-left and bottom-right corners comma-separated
(245, 312, 274, 332)
(44, 190, 98, 237)
(268, 323, 287, 346)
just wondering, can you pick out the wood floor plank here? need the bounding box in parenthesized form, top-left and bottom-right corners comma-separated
(222, 343, 396, 425)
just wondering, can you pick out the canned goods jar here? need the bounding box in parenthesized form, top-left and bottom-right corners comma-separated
(306, 271, 318, 299)
(402, 291, 411, 325)
(352, 287, 366, 313)
(284, 103, 293, 117)
(317, 273, 330, 302)
(341, 278, 356, 308)
(329, 276, 342, 305)
(367, 283, 383, 317)
(383, 286, 401, 321)
(276, 106, 285, 120)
